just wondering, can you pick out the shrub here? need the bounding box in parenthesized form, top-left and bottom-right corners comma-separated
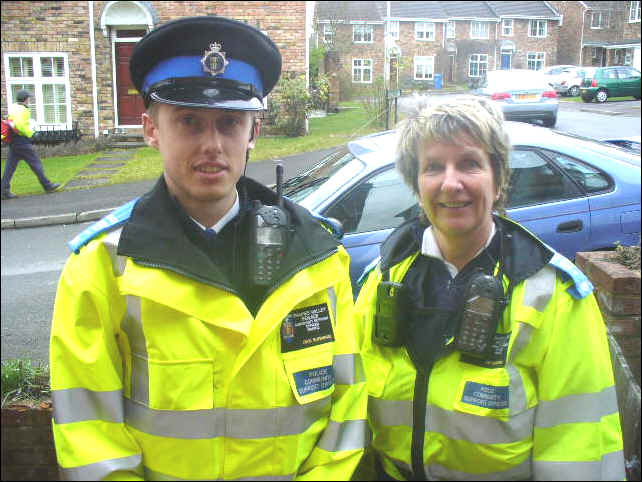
(359, 77, 389, 129)
(1, 359, 50, 407)
(271, 74, 311, 137)
(310, 74, 330, 111)
(1, 136, 111, 161)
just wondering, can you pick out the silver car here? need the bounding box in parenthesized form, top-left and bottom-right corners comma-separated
(473, 69, 559, 127)
(551, 67, 596, 97)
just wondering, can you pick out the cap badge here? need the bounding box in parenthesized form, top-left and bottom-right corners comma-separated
(201, 42, 229, 76)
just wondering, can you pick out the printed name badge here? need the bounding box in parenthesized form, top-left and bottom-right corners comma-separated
(461, 381, 509, 410)
(281, 303, 335, 352)
(293, 366, 334, 397)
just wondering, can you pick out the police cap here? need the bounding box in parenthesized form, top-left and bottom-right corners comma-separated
(130, 16, 281, 111)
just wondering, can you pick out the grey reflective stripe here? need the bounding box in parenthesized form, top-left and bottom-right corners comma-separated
(533, 449, 625, 480)
(103, 228, 126, 276)
(369, 397, 412, 427)
(124, 396, 330, 439)
(506, 322, 533, 416)
(52, 388, 123, 424)
(144, 466, 294, 481)
(427, 457, 531, 481)
(317, 419, 369, 452)
(327, 287, 337, 326)
(60, 454, 143, 480)
(333, 353, 365, 385)
(428, 403, 535, 445)
(522, 265, 556, 312)
(535, 385, 618, 428)
(121, 295, 149, 405)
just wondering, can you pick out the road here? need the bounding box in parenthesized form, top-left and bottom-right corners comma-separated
(2, 103, 641, 363)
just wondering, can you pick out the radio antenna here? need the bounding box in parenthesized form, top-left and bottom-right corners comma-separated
(276, 162, 284, 209)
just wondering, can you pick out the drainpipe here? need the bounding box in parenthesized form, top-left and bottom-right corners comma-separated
(88, 1, 99, 139)
(579, 7, 586, 65)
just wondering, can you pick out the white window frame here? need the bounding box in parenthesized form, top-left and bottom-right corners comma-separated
(527, 52, 546, 70)
(591, 11, 609, 29)
(468, 54, 488, 77)
(625, 51, 632, 65)
(528, 19, 548, 37)
(352, 58, 373, 83)
(470, 21, 490, 39)
(630, 1, 640, 22)
(353, 24, 374, 43)
(502, 19, 514, 36)
(446, 21, 456, 39)
(414, 56, 435, 80)
(4, 52, 71, 129)
(323, 24, 335, 44)
(415, 22, 435, 41)
(388, 20, 399, 40)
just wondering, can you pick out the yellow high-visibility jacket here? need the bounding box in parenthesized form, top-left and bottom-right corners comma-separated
(8, 103, 34, 137)
(356, 216, 624, 481)
(50, 177, 368, 481)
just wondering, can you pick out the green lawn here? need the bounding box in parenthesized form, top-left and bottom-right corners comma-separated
(3, 102, 380, 194)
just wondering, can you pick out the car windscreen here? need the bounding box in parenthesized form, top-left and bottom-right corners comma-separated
(283, 148, 366, 204)
(550, 131, 641, 166)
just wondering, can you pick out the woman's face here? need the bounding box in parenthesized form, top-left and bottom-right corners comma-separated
(417, 134, 498, 242)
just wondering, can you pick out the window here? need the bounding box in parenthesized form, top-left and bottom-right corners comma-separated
(545, 151, 611, 193)
(527, 52, 546, 70)
(324, 168, 418, 234)
(591, 11, 609, 28)
(414, 56, 434, 80)
(415, 22, 435, 41)
(388, 20, 399, 40)
(502, 19, 514, 36)
(507, 150, 582, 207)
(529, 19, 547, 37)
(471, 21, 489, 39)
(446, 21, 456, 39)
(323, 24, 335, 44)
(469, 54, 488, 77)
(617, 67, 641, 79)
(353, 24, 373, 43)
(625, 51, 632, 65)
(5, 53, 70, 127)
(630, 1, 640, 22)
(352, 58, 373, 83)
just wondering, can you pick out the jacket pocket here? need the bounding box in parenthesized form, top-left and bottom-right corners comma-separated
(362, 350, 392, 398)
(282, 345, 335, 405)
(147, 359, 214, 410)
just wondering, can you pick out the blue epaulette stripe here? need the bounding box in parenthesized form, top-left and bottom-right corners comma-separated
(549, 252, 593, 299)
(68, 198, 139, 254)
(357, 256, 381, 287)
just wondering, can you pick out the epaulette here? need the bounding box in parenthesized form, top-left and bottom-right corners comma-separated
(549, 252, 594, 299)
(357, 255, 381, 287)
(68, 198, 138, 254)
(309, 211, 344, 240)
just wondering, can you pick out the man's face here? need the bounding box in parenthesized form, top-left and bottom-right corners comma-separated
(143, 104, 258, 220)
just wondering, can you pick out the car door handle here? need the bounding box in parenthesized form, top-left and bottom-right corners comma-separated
(557, 220, 583, 233)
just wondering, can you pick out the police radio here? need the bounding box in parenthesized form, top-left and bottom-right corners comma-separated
(248, 162, 289, 286)
(373, 280, 405, 347)
(454, 272, 506, 359)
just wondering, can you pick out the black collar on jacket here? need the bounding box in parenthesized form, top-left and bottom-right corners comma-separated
(117, 175, 340, 298)
(379, 214, 554, 288)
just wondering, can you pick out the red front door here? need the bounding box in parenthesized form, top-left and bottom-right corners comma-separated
(116, 42, 145, 125)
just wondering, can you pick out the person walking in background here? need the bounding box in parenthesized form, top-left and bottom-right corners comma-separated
(49, 16, 367, 480)
(356, 96, 624, 480)
(1, 89, 61, 200)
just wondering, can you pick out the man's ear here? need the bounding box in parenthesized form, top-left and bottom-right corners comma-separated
(248, 118, 261, 150)
(142, 112, 159, 149)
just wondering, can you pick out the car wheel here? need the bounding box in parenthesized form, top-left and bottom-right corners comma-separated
(596, 89, 608, 103)
(568, 86, 580, 97)
(581, 96, 593, 103)
(542, 116, 557, 128)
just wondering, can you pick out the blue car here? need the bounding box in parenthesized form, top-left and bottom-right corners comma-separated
(283, 122, 641, 289)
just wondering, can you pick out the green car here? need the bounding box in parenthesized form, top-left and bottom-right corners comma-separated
(580, 66, 641, 103)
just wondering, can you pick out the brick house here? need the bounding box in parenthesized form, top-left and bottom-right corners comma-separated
(314, 1, 562, 91)
(549, 1, 641, 70)
(1, 1, 308, 139)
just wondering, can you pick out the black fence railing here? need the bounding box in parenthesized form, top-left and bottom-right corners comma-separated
(31, 121, 82, 146)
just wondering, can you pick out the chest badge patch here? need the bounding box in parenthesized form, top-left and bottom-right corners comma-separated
(293, 366, 335, 396)
(281, 303, 334, 352)
(461, 381, 509, 410)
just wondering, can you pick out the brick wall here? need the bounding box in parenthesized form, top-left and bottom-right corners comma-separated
(549, 1, 583, 65)
(1, 1, 306, 137)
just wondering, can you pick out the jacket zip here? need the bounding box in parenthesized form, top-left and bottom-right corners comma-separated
(411, 365, 431, 481)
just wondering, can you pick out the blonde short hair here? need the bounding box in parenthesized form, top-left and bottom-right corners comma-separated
(395, 96, 511, 213)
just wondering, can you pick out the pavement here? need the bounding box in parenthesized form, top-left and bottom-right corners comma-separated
(1, 147, 338, 230)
